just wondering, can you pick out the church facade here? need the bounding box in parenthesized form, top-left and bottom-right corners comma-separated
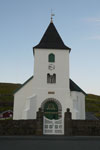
(13, 21, 86, 135)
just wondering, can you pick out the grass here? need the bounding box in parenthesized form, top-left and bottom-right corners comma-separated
(0, 106, 13, 112)
(0, 83, 21, 113)
(0, 83, 21, 102)
(0, 83, 21, 95)
(85, 94, 100, 119)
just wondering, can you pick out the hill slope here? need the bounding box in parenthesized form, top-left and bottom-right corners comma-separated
(0, 83, 21, 112)
(85, 94, 100, 119)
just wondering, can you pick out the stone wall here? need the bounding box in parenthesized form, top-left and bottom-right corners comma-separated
(64, 109, 100, 136)
(71, 120, 100, 136)
(0, 108, 43, 136)
(0, 120, 37, 135)
(0, 108, 100, 136)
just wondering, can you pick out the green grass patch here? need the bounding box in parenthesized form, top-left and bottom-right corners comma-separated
(0, 106, 13, 112)
(85, 94, 100, 118)
(0, 83, 21, 95)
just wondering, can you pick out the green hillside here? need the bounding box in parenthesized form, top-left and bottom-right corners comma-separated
(0, 83, 21, 95)
(0, 83, 100, 119)
(0, 83, 21, 112)
(85, 94, 100, 119)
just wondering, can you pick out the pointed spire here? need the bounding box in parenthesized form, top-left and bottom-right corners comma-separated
(50, 16, 53, 23)
(50, 13, 55, 23)
(34, 21, 71, 51)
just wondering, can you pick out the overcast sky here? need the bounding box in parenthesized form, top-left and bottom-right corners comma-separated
(0, 0, 100, 95)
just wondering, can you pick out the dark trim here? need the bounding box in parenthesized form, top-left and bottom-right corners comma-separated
(70, 79, 86, 95)
(13, 76, 33, 94)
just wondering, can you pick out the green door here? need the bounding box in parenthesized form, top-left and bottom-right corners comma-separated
(44, 101, 58, 120)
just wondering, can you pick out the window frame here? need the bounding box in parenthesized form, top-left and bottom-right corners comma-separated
(48, 53, 55, 63)
(47, 73, 56, 84)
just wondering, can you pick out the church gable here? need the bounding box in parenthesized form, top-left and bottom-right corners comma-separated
(14, 76, 33, 95)
(70, 79, 86, 95)
(14, 76, 86, 96)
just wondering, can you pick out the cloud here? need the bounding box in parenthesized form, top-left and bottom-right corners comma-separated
(83, 17, 100, 23)
(87, 35, 100, 40)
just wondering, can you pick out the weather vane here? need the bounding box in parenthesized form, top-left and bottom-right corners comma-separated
(51, 9, 55, 23)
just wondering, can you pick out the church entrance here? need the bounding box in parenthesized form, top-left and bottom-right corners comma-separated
(44, 101, 58, 120)
(41, 98, 64, 135)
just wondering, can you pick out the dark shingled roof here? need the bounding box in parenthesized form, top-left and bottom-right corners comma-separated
(14, 76, 86, 95)
(33, 22, 71, 50)
(70, 79, 86, 95)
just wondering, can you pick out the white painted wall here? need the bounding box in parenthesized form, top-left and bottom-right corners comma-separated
(34, 49, 69, 89)
(32, 48, 71, 119)
(13, 77, 34, 120)
(13, 48, 85, 121)
(71, 91, 85, 119)
(22, 94, 37, 119)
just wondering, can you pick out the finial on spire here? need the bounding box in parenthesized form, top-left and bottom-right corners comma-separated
(51, 9, 55, 23)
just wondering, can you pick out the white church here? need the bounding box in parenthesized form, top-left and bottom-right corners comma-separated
(13, 19, 86, 134)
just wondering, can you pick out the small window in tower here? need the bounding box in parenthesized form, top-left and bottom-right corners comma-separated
(47, 74, 50, 83)
(48, 53, 55, 62)
(53, 74, 56, 83)
(47, 74, 56, 83)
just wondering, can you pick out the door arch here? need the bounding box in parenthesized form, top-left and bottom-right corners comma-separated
(41, 98, 63, 135)
(44, 100, 58, 119)
(41, 98, 62, 119)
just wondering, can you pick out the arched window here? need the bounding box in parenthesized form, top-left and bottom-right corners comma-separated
(47, 74, 56, 83)
(48, 53, 55, 62)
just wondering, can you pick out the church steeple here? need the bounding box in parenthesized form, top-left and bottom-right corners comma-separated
(34, 22, 71, 51)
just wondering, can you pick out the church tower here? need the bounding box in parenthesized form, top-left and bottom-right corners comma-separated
(31, 21, 72, 134)
(33, 21, 72, 113)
